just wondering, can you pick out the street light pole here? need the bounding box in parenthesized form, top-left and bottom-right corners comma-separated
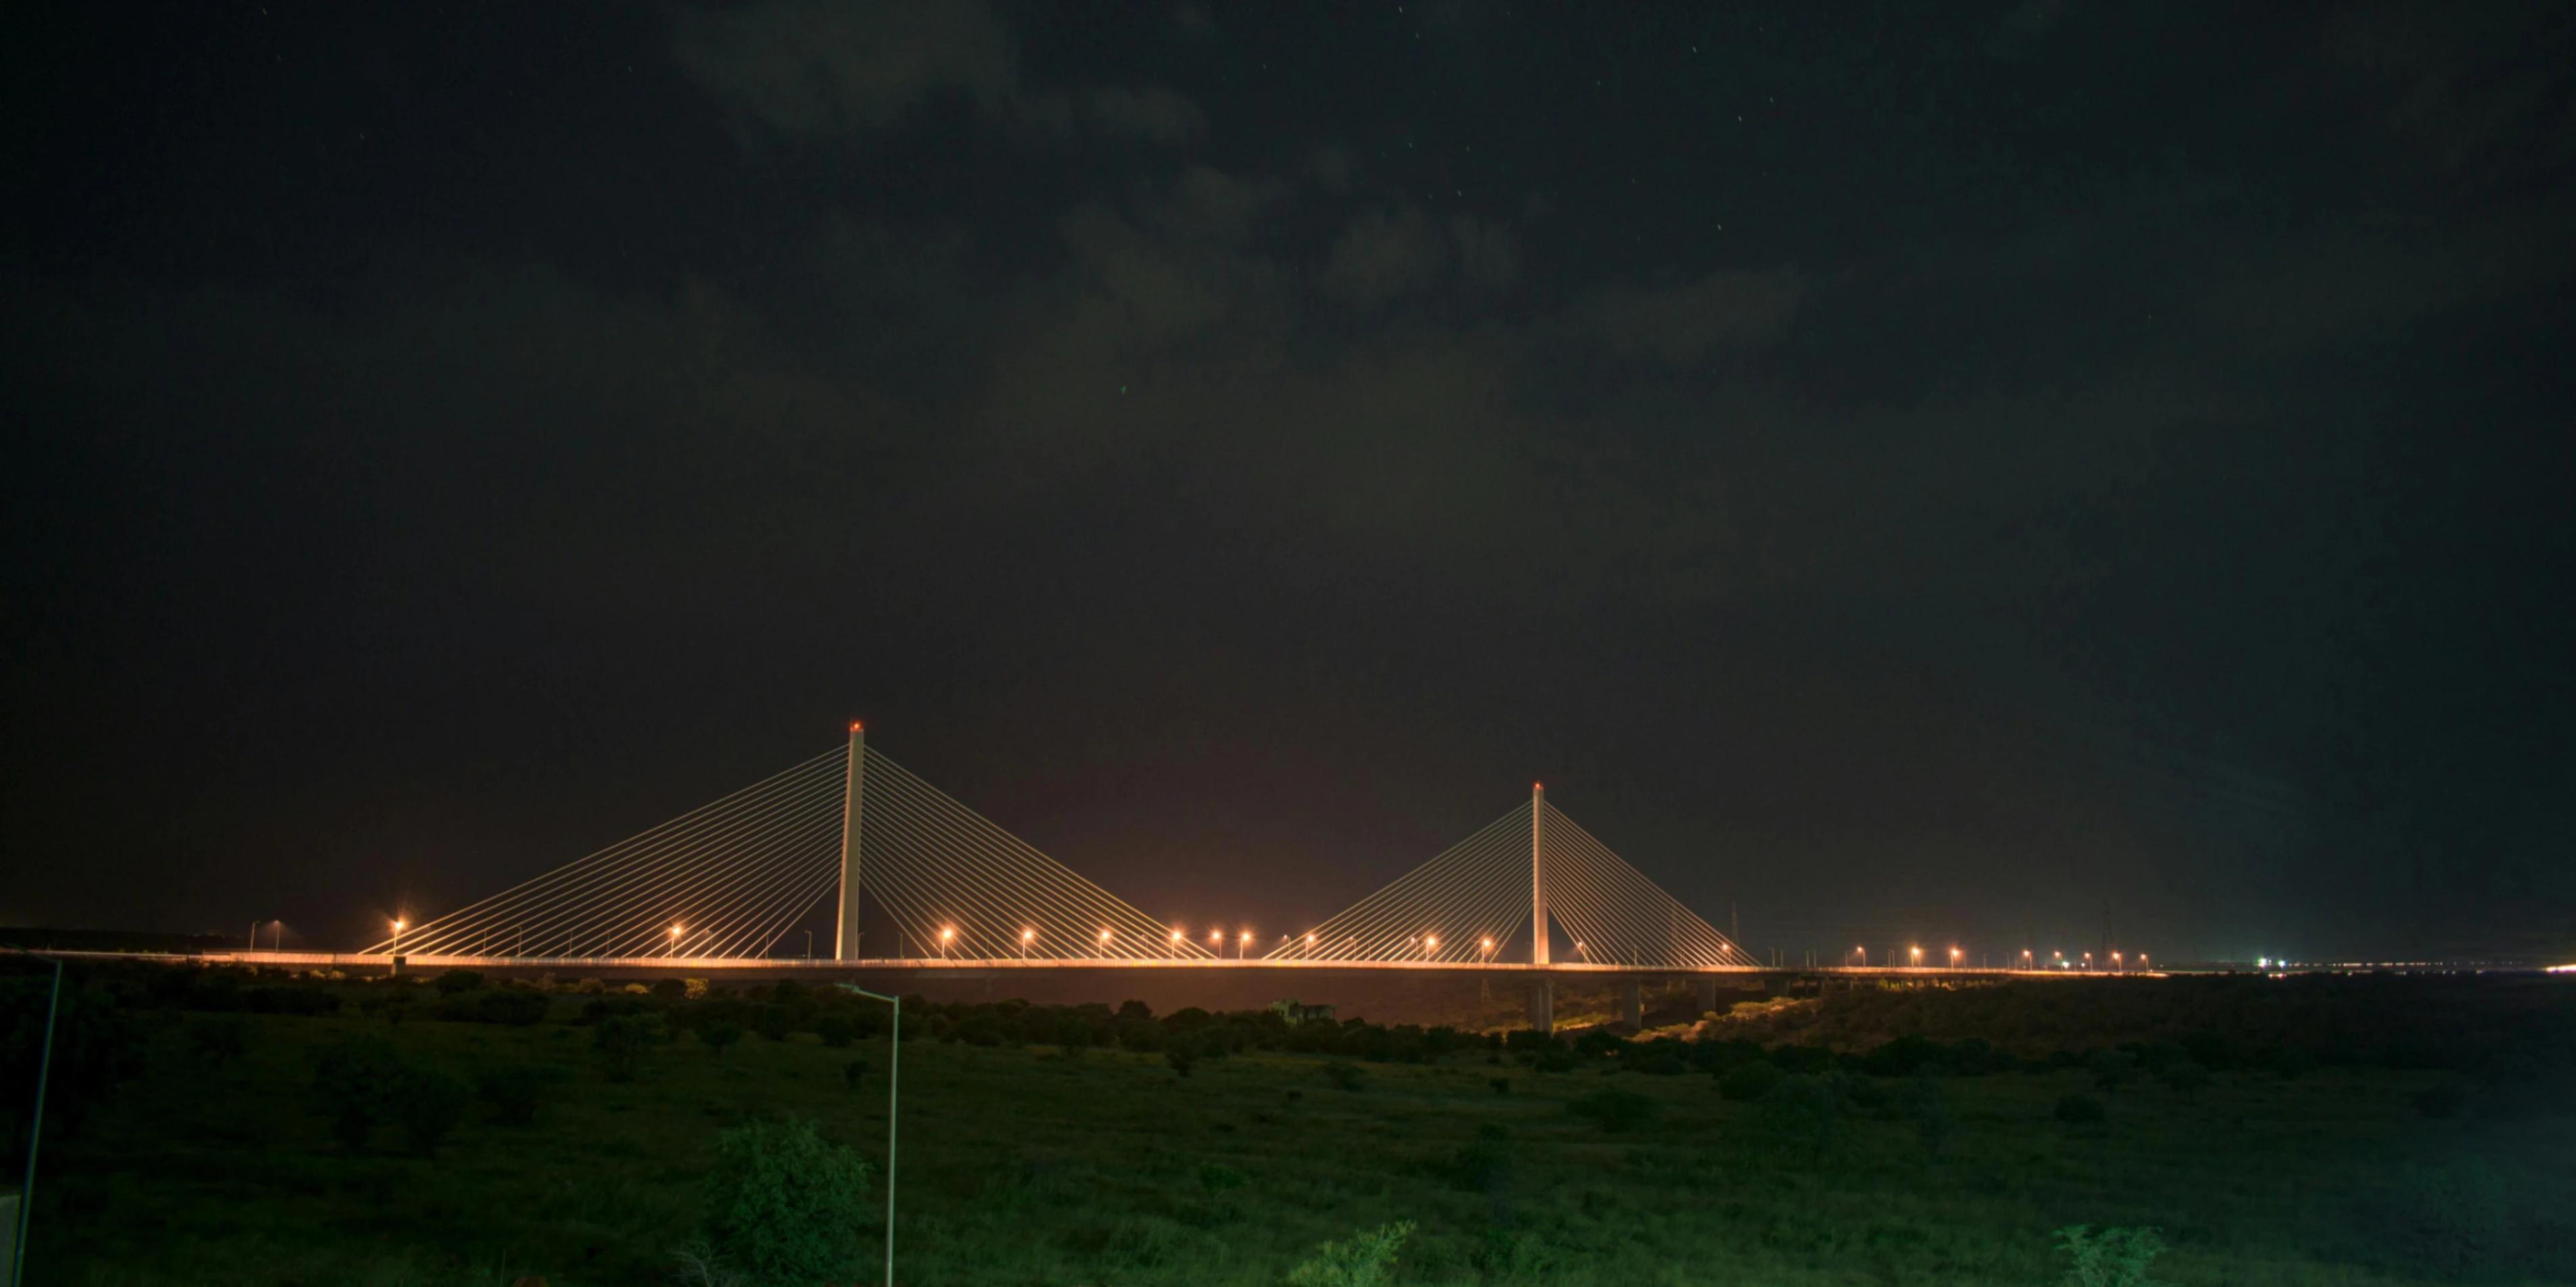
(8, 952, 62, 1287)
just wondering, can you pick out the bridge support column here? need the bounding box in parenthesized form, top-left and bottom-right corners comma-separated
(1620, 978, 1642, 1029)
(1696, 977, 1718, 1016)
(1526, 979, 1554, 1035)
(1530, 782, 1548, 966)
(835, 722, 866, 960)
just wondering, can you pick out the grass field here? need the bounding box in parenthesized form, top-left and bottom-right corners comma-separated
(14, 970, 2575, 1286)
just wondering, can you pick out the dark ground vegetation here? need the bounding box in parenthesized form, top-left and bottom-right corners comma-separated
(4, 960, 2569, 1285)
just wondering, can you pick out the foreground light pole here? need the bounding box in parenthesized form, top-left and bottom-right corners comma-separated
(8, 952, 62, 1287)
(839, 982, 904, 1287)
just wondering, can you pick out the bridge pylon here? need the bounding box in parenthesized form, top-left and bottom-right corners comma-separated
(1530, 782, 1548, 966)
(835, 721, 865, 960)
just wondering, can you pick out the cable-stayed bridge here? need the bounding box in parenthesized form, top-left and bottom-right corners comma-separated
(368, 725, 1756, 978)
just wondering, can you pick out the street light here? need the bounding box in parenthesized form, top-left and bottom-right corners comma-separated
(1480, 937, 1494, 964)
(2111, 951, 2122, 973)
(1574, 940, 1589, 962)
(1909, 944, 1922, 967)
(2082, 951, 2093, 970)
(1853, 945, 1865, 967)
(1304, 931, 1317, 958)
(390, 917, 404, 968)
(1020, 928, 1035, 960)
(1098, 928, 1113, 956)
(939, 926, 956, 959)
(1169, 928, 1184, 957)
(2021, 949, 2034, 968)
(1209, 929, 1223, 951)
(670, 924, 684, 958)
(1422, 934, 1438, 961)
(1239, 929, 1254, 959)
(1949, 945, 1962, 968)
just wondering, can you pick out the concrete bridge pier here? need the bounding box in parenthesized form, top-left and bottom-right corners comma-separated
(1619, 978, 1643, 1029)
(1526, 978, 1554, 1035)
(1695, 977, 1719, 1016)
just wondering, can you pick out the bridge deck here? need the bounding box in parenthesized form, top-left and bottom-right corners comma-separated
(34, 947, 2140, 979)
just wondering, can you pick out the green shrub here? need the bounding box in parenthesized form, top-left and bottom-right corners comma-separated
(2051, 1224, 2170, 1287)
(311, 1035, 404, 1152)
(2155, 1060, 2209, 1099)
(474, 989, 548, 1026)
(1567, 1087, 1658, 1133)
(1908, 1073, 1954, 1159)
(843, 1057, 868, 1091)
(2370, 1161, 2510, 1276)
(815, 1012, 861, 1048)
(2087, 1050, 2140, 1091)
(699, 1021, 745, 1059)
(703, 1115, 872, 1286)
(2055, 1093, 2107, 1127)
(1197, 1162, 1248, 1194)
(185, 1014, 250, 1066)
(1448, 1125, 1513, 1194)
(1324, 1062, 1365, 1092)
(393, 1065, 469, 1156)
(1769, 1044, 1834, 1075)
(594, 1012, 661, 1082)
(474, 1064, 559, 1126)
(1762, 1073, 1845, 1156)
(1719, 1060, 1783, 1101)
(2411, 1082, 2468, 1119)
(1488, 1077, 1510, 1095)
(1288, 1219, 1414, 1287)
(433, 969, 485, 996)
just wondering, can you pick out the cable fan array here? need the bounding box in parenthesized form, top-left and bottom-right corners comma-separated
(856, 748, 1212, 962)
(368, 747, 849, 960)
(1266, 798, 1758, 968)
(1267, 803, 1537, 962)
(373, 742, 1215, 963)
(1537, 801, 1758, 968)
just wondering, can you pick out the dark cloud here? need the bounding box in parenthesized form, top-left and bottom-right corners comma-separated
(1082, 85, 1210, 144)
(1573, 268, 1804, 365)
(5, 1, 2572, 961)
(672, 0, 1017, 135)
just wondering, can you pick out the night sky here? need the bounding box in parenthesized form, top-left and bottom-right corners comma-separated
(5, 3, 2571, 962)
